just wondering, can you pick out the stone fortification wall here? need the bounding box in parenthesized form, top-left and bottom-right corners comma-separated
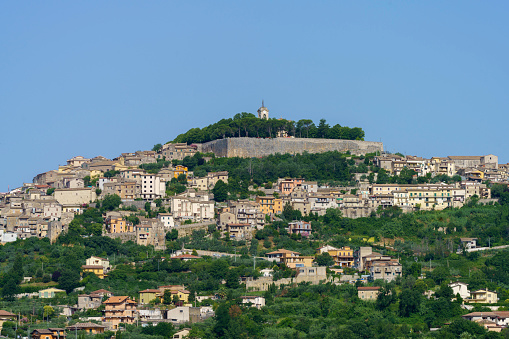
(201, 137, 383, 158)
(245, 274, 332, 291)
(104, 232, 136, 242)
(176, 222, 213, 237)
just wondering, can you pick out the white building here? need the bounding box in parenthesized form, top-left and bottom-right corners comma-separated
(158, 213, 175, 228)
(257, 102, 269, 119)
(460, 238, 477, 250)
(241, 296, 265, 309)
(308, 194, 338, 215)
(170, 194, 214, 222)
(86, 256, 111, 272)
(448, 281, 470, 299)
(138, 309, 163, 321)
(53, 187, 97, 213)
(260, 268, 274, 277)
(173, 329, 190, 339)
(0, 230, 18, 243)
(43, 203, 62, 221)
(140, 174, 166, 200)
(97, 177, 117, 190)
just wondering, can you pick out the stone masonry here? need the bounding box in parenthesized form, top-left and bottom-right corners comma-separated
(199, 137, 383, 158)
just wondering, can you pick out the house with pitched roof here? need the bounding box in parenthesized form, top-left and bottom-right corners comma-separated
(266, 249, 314, 268)
(357, 286, 380, 300)
(31, 328, 66, 339)
(139, 289, 161, 304)
(448, 281, 470, 299)
(102, 296, 137, 329)
(469, 289, 498, 304)
(0, 310, 16, 331)
(39, 288, 66, 299)
(463, 311, 509, 331)
(86, 256, 110, 269)
(66, 323, 105, 335)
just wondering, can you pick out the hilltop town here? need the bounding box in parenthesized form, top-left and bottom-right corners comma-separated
(1, 107, 509, 338)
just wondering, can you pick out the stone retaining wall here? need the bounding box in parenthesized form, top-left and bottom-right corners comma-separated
(201, 137, 383, 158)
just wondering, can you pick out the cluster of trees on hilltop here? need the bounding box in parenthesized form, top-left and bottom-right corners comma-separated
(171, 113, 365, 144)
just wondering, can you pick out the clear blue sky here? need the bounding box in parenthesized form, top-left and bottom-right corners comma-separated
(1, 2, 508, 191)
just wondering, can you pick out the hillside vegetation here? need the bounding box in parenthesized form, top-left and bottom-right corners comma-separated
(171, 113, 365, 144)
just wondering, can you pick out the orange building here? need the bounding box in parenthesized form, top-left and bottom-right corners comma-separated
(102, 296, 137, 329)
(278, 178, 304, 195)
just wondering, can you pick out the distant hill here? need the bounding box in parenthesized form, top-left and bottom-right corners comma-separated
(171, 113, 365, 144)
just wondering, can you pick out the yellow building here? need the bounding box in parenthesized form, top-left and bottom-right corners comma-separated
(38, 288, 66, 298)
(82, 265, 105, 279)
(114, 157, 125, 166)
(107, 217, 133, 233)
(174, 165, 188, 179)
(274, 198, 283, 214)
(66, 323, 105, 334)
(31, 328, 66, 339)
(171, 289, 190, 303)
(58, 165, 73, 173)
(357, 286, 380, 301)
(158, 285, 190, 303)
(0, 310, 16, 332)
(256, 196, 283, 215)
(284, 256, 314, 269)
(469, 289, 498, 304)
(112, 163, 129, 171)
(89, 170, 103, 178)
(318, 245, 354, 267)
(139, 289, 160, 304)
(407, 185, 453, 211)
(468, 170, 485, 180)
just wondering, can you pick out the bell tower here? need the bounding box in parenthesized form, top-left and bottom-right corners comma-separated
(257, 100, 269, 120)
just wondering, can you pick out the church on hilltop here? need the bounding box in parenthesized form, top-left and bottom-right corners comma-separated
(257, 101, 269, 120)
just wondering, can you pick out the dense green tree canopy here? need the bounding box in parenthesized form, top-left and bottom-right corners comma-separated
(171, 114, 365, 144)
(212, 180, 228, 202)
(102, 194, 122, 211)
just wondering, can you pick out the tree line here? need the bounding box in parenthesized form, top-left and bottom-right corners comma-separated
(171, 113, 365, 144)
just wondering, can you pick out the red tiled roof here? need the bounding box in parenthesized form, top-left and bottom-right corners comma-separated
(66, 323, 105, 329)
(172, 254, 199, 259)
(104, 296, 132, 304)
(139, 289, 160, 293)
(267, 249, 300, 255)
(0, 310, 16, 317)
(357, 287, 380, 291)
